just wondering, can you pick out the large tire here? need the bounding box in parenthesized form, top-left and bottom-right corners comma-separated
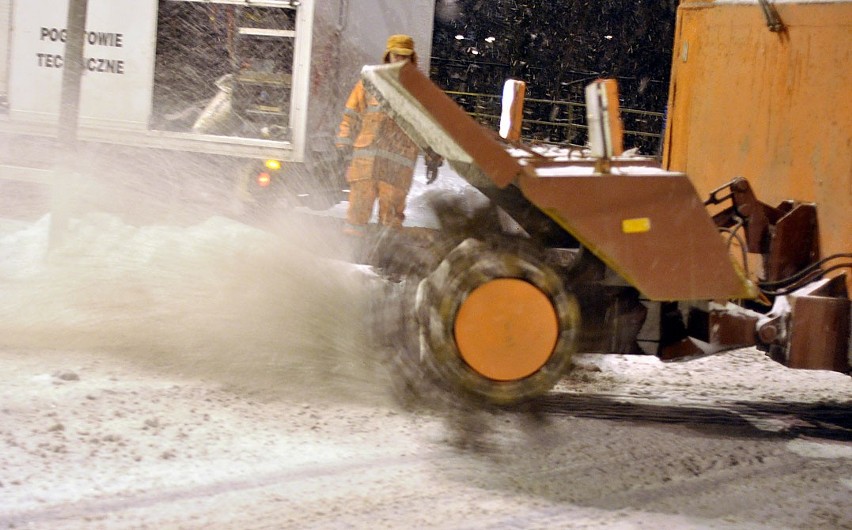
(416, 237, 580, 405)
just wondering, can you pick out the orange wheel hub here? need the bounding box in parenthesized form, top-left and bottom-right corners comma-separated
(454, 278, 559, 381)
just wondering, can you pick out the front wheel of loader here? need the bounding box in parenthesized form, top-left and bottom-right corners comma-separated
(416, 238, 581, 406)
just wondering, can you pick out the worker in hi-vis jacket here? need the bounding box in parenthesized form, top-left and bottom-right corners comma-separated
(335, 34, 441, 235)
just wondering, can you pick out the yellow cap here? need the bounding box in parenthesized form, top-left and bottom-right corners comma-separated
(385, 34, 415, 56)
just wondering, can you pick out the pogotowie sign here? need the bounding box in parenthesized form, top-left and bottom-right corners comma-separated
(8, 0, 158, 129)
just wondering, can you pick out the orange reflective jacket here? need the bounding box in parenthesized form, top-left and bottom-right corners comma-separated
(336, 80, 419, 188)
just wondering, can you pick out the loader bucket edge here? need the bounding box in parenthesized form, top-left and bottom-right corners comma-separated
(362, 62, 523, 189)
(517, 169, 758, 302)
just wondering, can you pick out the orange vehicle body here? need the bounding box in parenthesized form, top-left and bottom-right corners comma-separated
(662, 0, 852, 288)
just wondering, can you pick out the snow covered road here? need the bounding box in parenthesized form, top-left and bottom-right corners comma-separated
(1, 345, 850, 529)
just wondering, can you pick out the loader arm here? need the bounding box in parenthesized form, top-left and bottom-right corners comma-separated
(361, 62, 757, 301)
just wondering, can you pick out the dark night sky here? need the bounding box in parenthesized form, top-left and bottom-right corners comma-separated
(429, 0, 678, 149)
(431, 0, 677, 105)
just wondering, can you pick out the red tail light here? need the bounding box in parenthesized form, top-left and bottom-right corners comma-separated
(257, 172, 271, 187)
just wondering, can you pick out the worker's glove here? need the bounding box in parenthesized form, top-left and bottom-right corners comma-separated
(335, 144, 353, 167)
(333, 145, 353, 187)
(424, 148, 443, 185)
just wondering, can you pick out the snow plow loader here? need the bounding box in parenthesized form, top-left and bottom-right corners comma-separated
(362, 61, 850, 407)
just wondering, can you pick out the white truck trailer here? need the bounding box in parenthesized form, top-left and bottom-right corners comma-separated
(0, 0, 435, 222)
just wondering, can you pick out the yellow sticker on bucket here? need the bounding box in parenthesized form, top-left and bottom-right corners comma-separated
(622, 217, 651, 234)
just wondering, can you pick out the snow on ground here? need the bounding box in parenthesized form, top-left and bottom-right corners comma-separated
(564, 349, 848, 407)
(1, 345, 850, 529)
(0, 163, 850, 528)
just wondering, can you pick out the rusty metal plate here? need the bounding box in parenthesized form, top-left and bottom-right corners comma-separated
(518, 167, 756, 301)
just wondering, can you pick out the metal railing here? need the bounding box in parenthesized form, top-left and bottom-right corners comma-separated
(445, 90, 665, 152)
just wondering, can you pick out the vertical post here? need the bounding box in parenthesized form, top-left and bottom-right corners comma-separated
(499, 79, 525, 142)
(49, 0, 88, 249)
(585, 79, 624, 173)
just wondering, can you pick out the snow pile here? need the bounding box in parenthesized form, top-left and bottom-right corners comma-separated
(0, 207, 387, 403)
(566, 348, 851, 406)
